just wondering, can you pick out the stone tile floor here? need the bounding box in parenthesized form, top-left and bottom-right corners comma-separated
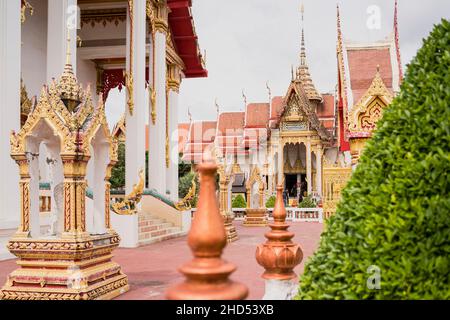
(0, 221, 323, 300)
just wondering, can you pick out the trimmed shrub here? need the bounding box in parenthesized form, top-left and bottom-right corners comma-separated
(298, 195, 317, 208)
(110, 143, 125, 189)
(232, 194, 247, 209)
(297, 20, 450, 300)
(265, 195, 276, 208)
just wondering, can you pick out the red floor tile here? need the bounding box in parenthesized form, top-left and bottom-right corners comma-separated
(0, 221, 323, 300)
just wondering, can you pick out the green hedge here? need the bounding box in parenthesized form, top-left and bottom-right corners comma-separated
(265, 195, 276, 208)
(297, 19, 450, 300)
(298, 195, 317, 208)
(232, 194, 247, 209)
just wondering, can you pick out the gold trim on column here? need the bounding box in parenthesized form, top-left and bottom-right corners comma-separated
(126, 0, 135, 116)
(21, 0, 34, 24)
(165, 79, 170, 168)
(146, 0, 158, 125)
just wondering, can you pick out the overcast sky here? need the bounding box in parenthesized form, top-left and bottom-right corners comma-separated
(106, 0, 450, 127)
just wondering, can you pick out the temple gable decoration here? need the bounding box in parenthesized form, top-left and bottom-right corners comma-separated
(348, 70, 393, 138)
(279, 83, 332, 142)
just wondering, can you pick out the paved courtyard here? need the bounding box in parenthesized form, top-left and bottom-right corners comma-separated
(0, 221, 323, 300)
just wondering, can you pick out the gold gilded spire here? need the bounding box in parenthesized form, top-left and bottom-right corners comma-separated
(56, 30, 84, 113)
(300, 3, 306, 66)
(295, 3, 322, 102)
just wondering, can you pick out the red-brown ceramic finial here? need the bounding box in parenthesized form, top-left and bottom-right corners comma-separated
(166, 162, 248, 300)
(255, 184, 303, 280)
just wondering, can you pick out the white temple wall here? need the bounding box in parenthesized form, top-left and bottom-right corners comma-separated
(167, 89, 179, 201)
(21, 0, 48, 99)
(324, 147, 339, 165)
(76, 57, 98, 106)
(78, 21, 126, 41)
(0, 0, 21, 260)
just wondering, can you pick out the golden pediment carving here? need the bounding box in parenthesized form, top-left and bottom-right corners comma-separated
(348, 71, 393, 135)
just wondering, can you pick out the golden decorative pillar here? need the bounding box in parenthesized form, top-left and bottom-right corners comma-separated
(349, 137, 368, 167)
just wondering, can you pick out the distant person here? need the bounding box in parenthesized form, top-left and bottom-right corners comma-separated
(283, 189, 289, 207)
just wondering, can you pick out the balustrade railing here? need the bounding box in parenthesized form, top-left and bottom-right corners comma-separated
(191, 207, 323, 223)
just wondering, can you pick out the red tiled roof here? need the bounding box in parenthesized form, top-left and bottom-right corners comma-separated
(182, 121, 217, 163)
(270, 96, 284, 120)
(347, 47, 393, 103)
(217, 112, 245, 134)
(245, 103, 270, 128)
(317, 94, 335, 118)
(188, 121, 217, 143)
(178, 123, 190, 154)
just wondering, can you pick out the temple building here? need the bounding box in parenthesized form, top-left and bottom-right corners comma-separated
(179, 3, 402, 214)
(0, 0, 207, 260)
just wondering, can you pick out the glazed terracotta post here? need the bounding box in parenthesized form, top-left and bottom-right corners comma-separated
(166, 162, 248, 300)
(255, 184, 303, 300)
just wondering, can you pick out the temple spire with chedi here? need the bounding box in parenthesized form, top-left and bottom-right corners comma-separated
(295, 3, 322, 102)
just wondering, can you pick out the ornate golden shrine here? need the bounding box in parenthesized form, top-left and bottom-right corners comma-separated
(246, 166, 265, 209)
(0, 52, 129, 300)
(217, 165, 238, 242)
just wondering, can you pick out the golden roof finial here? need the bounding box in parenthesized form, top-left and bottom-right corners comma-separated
(300, 2, 306, 66)
(66, 29, 71, 65)
(215, 98, 219, 117)
(56, 29, 84, 113)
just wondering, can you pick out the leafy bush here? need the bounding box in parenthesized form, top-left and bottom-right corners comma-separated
(178, 171, 199, 206)
(232, 194, 247, 209)
(298, 195, 317, 208)
(297, 20, 450, 300)
(110, 143, 125, 190)
(265, 195, 276, 208)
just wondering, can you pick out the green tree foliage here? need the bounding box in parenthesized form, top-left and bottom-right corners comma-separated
(178, 171, 199, 206)
(232, 194, 247, 209)
(297, 20, 450, 300)
(298, 195, 317, 208)
(265, 195, 276, 208)
(110, 143, 125, 190)
(178, 154, 192, 178)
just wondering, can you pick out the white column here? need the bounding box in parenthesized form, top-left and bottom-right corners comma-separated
(0, 0, 21, 244)
(111, 0, 146, 248)
(306, 140, 312, 195)
(167, 88, 180, 201)
(316, 146, 323, 197)
(47, 0, 78, 81)
(148, 20, 168, 195)
(277, 140, 283, 185)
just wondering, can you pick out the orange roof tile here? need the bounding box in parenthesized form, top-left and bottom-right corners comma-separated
(270, 96, 284, 120)
(347, 47, 393, 103)
(217, 112, 245, 134)
(316, 94, 335, 118)
(245, 103, 270, 128)
(178, 123, 190, 154)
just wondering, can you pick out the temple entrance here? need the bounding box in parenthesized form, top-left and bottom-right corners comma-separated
(285, 174, 308, 205)
(285, 174, 298, 198)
